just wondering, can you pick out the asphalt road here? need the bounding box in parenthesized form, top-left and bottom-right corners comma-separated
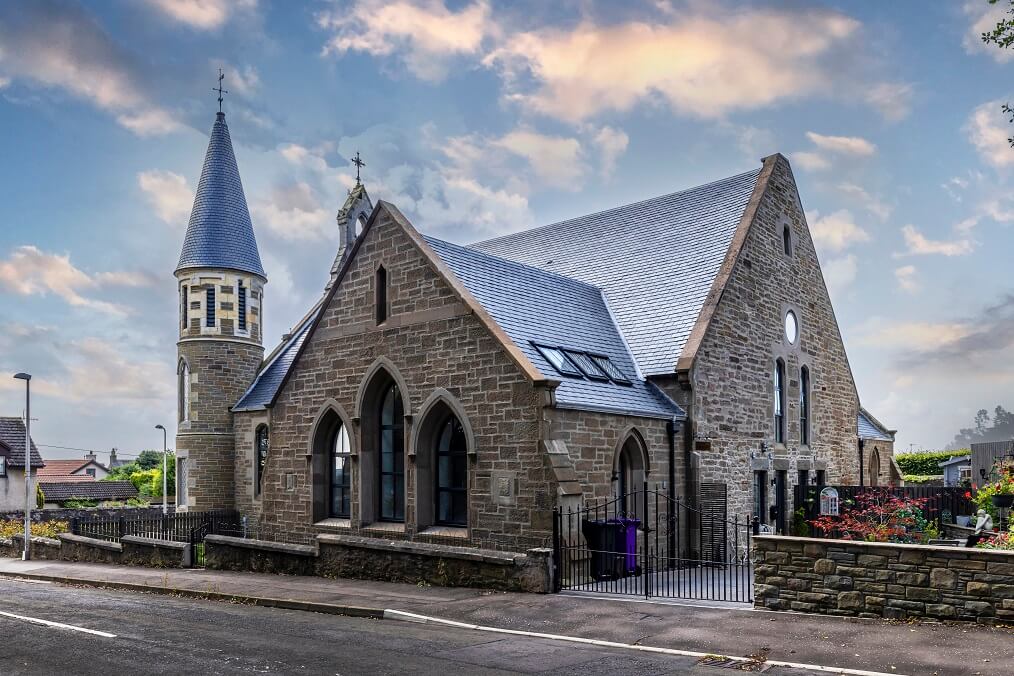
(0, 579, 807, 675)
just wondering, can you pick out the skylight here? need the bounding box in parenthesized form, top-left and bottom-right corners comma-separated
(563, 350, 610, 381)
(532, 343, 633, 385)
(590, 354, 632, 384)
(534, 344, 582, 377)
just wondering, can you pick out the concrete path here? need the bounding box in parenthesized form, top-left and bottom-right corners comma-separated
(1, 557, 1012, 675)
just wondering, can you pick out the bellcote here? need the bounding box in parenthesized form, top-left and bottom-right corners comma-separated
(327, 181, 374, 289)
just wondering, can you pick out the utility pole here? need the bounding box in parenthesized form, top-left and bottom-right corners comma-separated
(13, 373, 32, 560)
(155, 425, 168, 516)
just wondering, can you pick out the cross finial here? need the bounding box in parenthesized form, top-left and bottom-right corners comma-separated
(213, 68, 229, 113)
(352, 151, 365, 185)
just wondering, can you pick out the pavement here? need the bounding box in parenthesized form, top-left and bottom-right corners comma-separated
(2, 557, 1013, 675)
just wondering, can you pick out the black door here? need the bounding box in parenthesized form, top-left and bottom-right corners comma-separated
(775, 470, 788, 534)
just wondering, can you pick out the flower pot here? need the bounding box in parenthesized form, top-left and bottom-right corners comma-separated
(991, 494, 1014, 508)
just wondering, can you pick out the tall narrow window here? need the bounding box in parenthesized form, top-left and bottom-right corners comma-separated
(378, 382, 404, 521)
(255, 425, 268, 495)
(435, 414, 468, 526)
(178, 361, 190, 423)
(754, 470, 768, 524)
(0, 455, 7, 478)
(206, 287, 216, 327)
(798, 469, 809, 489)
(181, 285, 188, 331)
(816, 469, 826, 486)
(238, 280, 247, 331)
(783, 224, 792, 256)
(375, 266, 388, 324)
(330, 421, 352, 518)
(799, 366, 810, 446)
(774, 359, 786, 444)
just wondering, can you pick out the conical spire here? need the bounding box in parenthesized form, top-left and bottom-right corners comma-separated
(176, 112, 265, 278)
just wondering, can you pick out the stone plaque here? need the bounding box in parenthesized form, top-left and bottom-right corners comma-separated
(491, 471, 517, 506)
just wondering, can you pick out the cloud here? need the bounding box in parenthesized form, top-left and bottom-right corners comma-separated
(864, 82, 913, 122)
(805, 132, 877, 156)
(857, 319, 971, 351)
(894, 265, 919, 293)
(963, 0, 1014, 63)
(318, 0, 494, 81)
(898, 224, 974, 257)
(144, 0, 257, 30)
(591, 126, 629, 178)
(493, 128, 586, 189)
(0, 246, 139, 316)
(0, 2, 179, 136)
(792, 151, 830, 171)
(138, 170, 194, 225)
(821, 253, 857, 296)
(809, 209, 871, 253)
(966, 100, 1014, 169)
(837, 183, 891, 221)
(483, 6, 859, 122)
(252, 182, 333, 241)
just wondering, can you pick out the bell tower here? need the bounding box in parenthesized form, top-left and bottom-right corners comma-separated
(174, 106, 266, 511)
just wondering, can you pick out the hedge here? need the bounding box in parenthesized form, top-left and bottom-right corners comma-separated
(895, 449, 970, 475)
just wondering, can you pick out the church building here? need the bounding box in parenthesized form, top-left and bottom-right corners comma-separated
(174, 109, 897, 553)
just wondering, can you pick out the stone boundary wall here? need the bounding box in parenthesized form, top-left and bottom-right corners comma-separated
(0, 506, 176, 524)
(754, 535, 1014, 623)
(0, 533, 190, 568)
(204, 533, 552, 593)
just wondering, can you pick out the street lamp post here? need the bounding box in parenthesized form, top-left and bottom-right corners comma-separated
(155, 424, 168, 516)
(13, 373, 31, 561)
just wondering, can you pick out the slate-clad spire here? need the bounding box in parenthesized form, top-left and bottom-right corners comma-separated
(176, 112, 265, 278)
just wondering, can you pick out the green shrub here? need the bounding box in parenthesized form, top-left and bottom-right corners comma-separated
(895, 449, 969, 476)
(902, 474, 943, 484)
(36, 483, 44, 510)
(61, 498, 99, 509)
(127, 496, 149, 507)
(791, 508, 810, 537)
(0, 519, 69, 539)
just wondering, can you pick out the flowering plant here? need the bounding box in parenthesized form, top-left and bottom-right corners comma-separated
(977, 520, 1014, 551)
(810, 489, 929, 543)
(969, 462, 1014, 518)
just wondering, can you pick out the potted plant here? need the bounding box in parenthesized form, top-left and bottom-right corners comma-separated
(971, 462, 1014, 514)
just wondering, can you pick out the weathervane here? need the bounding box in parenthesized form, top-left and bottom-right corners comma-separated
(352, 151, 365, 185)
(213, 68, 229, 113)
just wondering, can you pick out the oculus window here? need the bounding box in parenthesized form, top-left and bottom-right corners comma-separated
(784, 310, 798, 345)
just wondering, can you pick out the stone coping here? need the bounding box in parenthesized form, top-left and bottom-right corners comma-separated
(316, 533, 523, 565)
(121, 535, 189, 551)
(205, 534, 317, 557)
(10, 534, 61, 546)
(58, 533, 123, 552)
(754, 534, 1014, 558)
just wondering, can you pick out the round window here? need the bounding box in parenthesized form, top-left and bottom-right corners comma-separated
(784, 311, 798, 344)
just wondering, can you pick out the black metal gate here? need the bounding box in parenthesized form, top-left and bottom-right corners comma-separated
(552, 483, 753, 602)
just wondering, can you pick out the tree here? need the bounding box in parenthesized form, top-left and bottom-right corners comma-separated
(136, 450, 163, 470)
(949, 404, 1014, 448)
(983, 0, 1014, 147)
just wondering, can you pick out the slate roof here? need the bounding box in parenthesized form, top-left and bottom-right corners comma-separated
(425, 236, 684, 420)
(471, 168, 762, 375)
(0, 417, 44, 468)
(39, 481, 138, 502)
(234, 305, 321, 411)
(858, 408, 894, 441)
(176, 112, 265, 278)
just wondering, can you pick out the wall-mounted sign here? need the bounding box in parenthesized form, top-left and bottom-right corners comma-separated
(819, 487, 839, 516)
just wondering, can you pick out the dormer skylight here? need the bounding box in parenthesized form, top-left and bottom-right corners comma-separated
(532, 343, 632, 385)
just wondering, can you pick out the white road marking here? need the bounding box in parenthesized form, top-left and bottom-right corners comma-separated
(383, 609, 906, 676)
(0, 576, 52, 585)
(0, 610, 117, 638)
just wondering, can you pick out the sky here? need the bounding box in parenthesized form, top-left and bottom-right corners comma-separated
(1, 0, 1013, 462)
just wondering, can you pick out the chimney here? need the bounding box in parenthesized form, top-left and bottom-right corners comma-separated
(109, 448, 118, 467)
(85, 450, 97, 463)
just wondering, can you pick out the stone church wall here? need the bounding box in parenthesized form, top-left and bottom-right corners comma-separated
(686, 155, 860, 524)
(261, 211, 552, 552)
(233, 409, 269, 531)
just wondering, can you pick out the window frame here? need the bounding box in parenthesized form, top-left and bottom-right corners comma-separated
(178, 361, 191, 423)
(206, 287, 216, 327)
(754, 470, 768, 525)
(238, 280, 247, 332)
(434, 413, 468, 527)
(589, 354, 632, 385)
(562, 350, 610, 381)
(378, 382, 405, 522)
(0, 455, 7, 478)
(375, 266, 388, 325)
(532, 343, 583, 378)
(181, 284, 188, 331)
(799, 365, 810, 446)
(783, 224, 792, 257)
(774, 359, 786, 444)
(255, 425, 269, 496)
(329, 421, 352, 518)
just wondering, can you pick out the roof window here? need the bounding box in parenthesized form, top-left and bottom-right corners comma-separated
(534, 344, 582, 377)
(563, 350, 610, 381)
(532, 343, 633, 385)
(589, 354, 632, 385)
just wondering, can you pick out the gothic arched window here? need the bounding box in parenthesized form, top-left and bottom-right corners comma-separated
(800, 366, 811, 446)
(178, 361, 190, 423)
(783, 224, 792, 257)
(774, 359, 786, 444)
(330, 421, 352, 518)
(378, 383, 404, 521)
(255, 425, 269, 495)
(435, 414, 468, 526)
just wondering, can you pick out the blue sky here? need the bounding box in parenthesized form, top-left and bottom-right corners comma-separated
(1, 0, 1013, 461)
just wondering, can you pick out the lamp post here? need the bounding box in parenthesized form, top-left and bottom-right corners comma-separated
(13, 373, 31, 561)
(154, 424, 168, 516)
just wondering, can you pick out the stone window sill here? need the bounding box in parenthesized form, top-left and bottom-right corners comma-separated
(314, 518, 351, 530)
(361, 521, 406, 534)
(418, 526, 468, 539)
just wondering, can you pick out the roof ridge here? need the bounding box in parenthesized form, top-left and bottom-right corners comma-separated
(472, 167, 762, 247)
(425, 234, 603, 293)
